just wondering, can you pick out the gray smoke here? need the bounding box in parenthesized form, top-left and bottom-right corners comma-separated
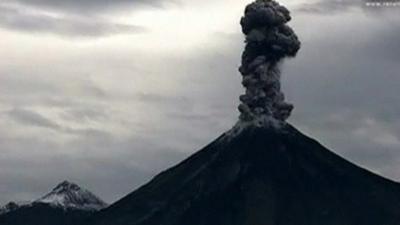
(238, 0, 301, 125)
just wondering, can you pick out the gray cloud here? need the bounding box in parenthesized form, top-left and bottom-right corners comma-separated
(7, 108, 60, 130)
(135, 93, 191, 105)
(60, 108, 108, 123)
(5, 108, 111, 139)
(10, 0, 177, 14)
(0, 4, 146, 37)
(296, 0, 363, 13)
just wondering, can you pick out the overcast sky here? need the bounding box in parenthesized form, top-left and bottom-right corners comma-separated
(0, 0, 400, 205)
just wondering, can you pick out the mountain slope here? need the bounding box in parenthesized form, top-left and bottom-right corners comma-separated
(0, 181, 107, 225)
(87, 124, 400, 225)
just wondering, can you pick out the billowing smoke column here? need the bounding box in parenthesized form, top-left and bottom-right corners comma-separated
(238, 0, 301, 125)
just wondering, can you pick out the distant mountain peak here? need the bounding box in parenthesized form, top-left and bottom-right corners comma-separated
(52, 180, 81, 193)
(34, 180, 108, 211)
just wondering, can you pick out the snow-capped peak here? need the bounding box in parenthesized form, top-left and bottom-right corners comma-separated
(34, 180, 108, 211)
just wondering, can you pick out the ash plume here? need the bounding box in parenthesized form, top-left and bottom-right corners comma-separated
(238, 0, 301, 125)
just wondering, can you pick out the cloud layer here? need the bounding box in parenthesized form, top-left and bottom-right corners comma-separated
(0, 1, 152, 37)
(0, 5, 145, 37)
(11, 0, 174, 14)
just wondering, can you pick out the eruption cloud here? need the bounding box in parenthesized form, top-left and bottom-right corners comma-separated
(238, 0, 301, 126)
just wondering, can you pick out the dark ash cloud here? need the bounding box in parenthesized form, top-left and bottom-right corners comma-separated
(0, 5, 146, 37)
(238, 0, 301, 123)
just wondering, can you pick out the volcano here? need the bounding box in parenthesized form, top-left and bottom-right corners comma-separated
(85, 1, 400, 224)
(87, 124, 400, 225)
